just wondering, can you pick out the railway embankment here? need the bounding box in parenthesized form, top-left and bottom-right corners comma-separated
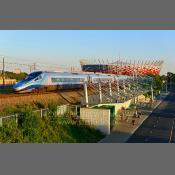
(0, 90, 84, 113)
(0, 89, 97, 113)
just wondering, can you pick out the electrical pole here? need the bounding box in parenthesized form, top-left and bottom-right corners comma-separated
(29, 65, 32, 73)
(33, 63, 36, 71)
(2, 57, 5, 88)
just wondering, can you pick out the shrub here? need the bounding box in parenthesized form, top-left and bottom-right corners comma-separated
(0, 103, 105, 143)
(19, 106, 43, 143)
(0, 119, 23, 143)
(48, 101, 57, 118)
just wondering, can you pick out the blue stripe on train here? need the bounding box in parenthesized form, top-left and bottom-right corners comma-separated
(19, 84, 44, 91)
(19, 84, 83, 92)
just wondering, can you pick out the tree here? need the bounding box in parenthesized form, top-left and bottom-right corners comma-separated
(4, 71, 27, 81)
(167, 72, 175, 89)
(147, 74, 164, 93)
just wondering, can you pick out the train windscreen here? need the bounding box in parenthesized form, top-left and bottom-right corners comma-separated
(24, 71, 42, 81)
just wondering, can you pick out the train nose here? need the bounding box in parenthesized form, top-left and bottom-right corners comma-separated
(13, 81, 25, 91)
(13, 83, 19, 91)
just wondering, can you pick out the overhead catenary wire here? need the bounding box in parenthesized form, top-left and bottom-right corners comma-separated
(0, 60, 81, 73)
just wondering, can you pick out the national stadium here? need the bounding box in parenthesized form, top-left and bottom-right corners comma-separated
(80, 59, 164, 75)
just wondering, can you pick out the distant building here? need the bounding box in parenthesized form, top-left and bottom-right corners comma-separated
(0, 79, 16, 85)
(14, 68, 21, 74)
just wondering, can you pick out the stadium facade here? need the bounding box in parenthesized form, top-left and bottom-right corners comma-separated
(80, 59, 164, 75)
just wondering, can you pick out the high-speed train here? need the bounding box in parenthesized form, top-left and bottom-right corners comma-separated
(13, 71, 129, 93)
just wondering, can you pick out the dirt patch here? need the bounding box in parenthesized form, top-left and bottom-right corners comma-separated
(0, 88, 97, 112)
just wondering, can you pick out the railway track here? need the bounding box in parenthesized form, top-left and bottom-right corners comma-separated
(0, 92, 55, 98)
(0, 88, 83, 99)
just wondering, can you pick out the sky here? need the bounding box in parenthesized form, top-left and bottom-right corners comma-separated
(0, 30, 174, 74)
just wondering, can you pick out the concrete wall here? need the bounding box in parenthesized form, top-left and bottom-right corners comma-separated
(95, 99, 132, 115)
(80, 108, 110, 135)
(57, 105, 80, 116)
(57, 105, 69, 116)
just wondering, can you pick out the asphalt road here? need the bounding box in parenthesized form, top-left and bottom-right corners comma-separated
(128, 92, 175, 143)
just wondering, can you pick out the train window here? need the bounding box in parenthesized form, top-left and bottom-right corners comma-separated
(24, 71, 42, 81)
(51, 77, 84, 83)
(34, 75, 42, 81)
(51, 78, 59, 82)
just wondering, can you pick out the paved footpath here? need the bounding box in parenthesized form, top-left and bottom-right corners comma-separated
(99, 92, 169, 143)
(128, 92, 175, 143)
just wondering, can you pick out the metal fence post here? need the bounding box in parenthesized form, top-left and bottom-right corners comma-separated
(0, 118, 2, 127)
(15, 114, 18, 124)
(40, 109, 43, 118)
